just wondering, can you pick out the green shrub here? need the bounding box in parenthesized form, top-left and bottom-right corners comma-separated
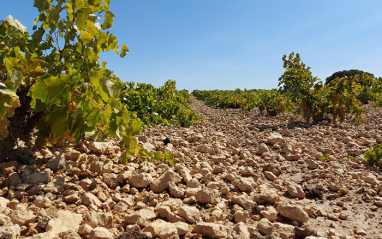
(363, 144, 382, 167)
(325, 69, 374, 86)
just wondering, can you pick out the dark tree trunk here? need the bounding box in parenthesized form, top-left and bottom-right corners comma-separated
(0, 86, 42, 163)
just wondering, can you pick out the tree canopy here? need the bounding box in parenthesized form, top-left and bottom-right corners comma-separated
(325, 69, 374, 86)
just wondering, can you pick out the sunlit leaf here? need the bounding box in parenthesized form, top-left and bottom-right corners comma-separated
(120, 44, 129, 57)
(31, 77, 48, 103)
(87, 109, 101, 127)
(0, 88, 16, 97)
(102, 11, 114, 30)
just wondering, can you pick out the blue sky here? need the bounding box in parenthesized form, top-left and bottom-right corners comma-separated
(1, 1, 382, 90)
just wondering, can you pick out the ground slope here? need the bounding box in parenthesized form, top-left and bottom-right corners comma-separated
(0, 96, 382, 239)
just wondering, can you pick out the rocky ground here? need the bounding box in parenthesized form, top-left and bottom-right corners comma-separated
(1, 96, 382, 239)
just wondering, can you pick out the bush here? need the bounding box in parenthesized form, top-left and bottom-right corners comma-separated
(119, 80, 199, 127)
(325, 69, 374, 86)
(363, 144, 382, 168)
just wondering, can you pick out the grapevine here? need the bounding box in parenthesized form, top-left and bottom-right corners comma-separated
(193, 52, 382, 125)
(363, 144, 382, 168)
(120, 80, 199, 127)
(0, 0, 182, 166)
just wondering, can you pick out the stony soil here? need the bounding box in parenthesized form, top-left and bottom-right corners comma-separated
(1, 97, 382, 239)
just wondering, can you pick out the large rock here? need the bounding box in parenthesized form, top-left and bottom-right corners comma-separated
(9, 204, 36, 226)
(85, 211, 113, 228)
(175, 165, 192, 184)
(307, 159, 319, 170)
(277, 204, 310, 223)
(357, 137, 371, 146)
(0, 213, 11, 227)
(239, 166, 255, 176)
(257, 218, 273, 235)
(232, 177, 256, 191)
(231, 222, 250, 239)
(64, 148, 81, 161)
(142, 219, 178, 239)
(87, 142, 114, 154)
(46, 210, 83, 234)
(364, 173, 379, 185)
(142, 219, 168, 236)
(262, 163, 281, 176)
(116, 171, 133, 183)
(193, 222, 229, 238)
(82, 193, 102, 207)
(178, 205, 199, 223)
(57, 230, 82, 239)
(260, 206, 277, 221)
(197, 145, 209, 153)
(0, 197, 9, 212)
(103, 173, 118, 188)
(231, 194, 255, 210)
(156, 205, 171, 218)
(33, 196, 52, 208)
(89, 227, 113, 239)
(129, 173, 153, 188)
(255, 185, 279, 204)
(257, 143, 270, 155)
(102, 161, 114, 174)
(268, 133, 285, 145)
(151, 170, 182, 193)
(65, 190, 80, 203)
(233, 210, 248, 223)
(196, 188, 214, 203)
(46, 151, 65, 170)
(78, 223, 93, 236)
(0, 224, 20, 239)
(125, 208, 156, 226)
(168, 181, 185, 198)
(8, 172, 22, 187)
(29, 172, 50, 184)
(342, 136, 353, 144)
(37, 216, 51, 229)
(116, 231, 152, 239)
(263, 171, 278, 181)
(174, 222, 190, 236)
(286, 182, 305, 199)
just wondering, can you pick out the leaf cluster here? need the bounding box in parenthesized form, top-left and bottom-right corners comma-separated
(119, 80, 199, 127)
(325, 69, 374, 86)
(0, 0, 188, 165)
(243, 89, 292, 116)
(277, 52, 377, 124)
(324, 76, 366, 124)
(192, 88, 257, 110)
(363, 144, 382, 168)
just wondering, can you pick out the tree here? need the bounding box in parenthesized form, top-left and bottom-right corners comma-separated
(324, 76, 365, 124)
(278, 53, 367, 124)
(278, 52, 323, 122)
(325, 70, 376, 104)
(325, 69, 374, 86)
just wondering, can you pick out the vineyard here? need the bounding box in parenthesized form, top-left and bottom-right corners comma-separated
(1, 0, 382, 239)
(193, 53, 382, 125)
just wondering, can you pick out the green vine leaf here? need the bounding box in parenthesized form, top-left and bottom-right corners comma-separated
(102, 11, 114, 30)
(120, 44, 129, 57)
(46, 107, 68, 137)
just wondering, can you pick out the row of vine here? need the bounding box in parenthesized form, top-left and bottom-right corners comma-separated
(193, 52, 382, 125)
